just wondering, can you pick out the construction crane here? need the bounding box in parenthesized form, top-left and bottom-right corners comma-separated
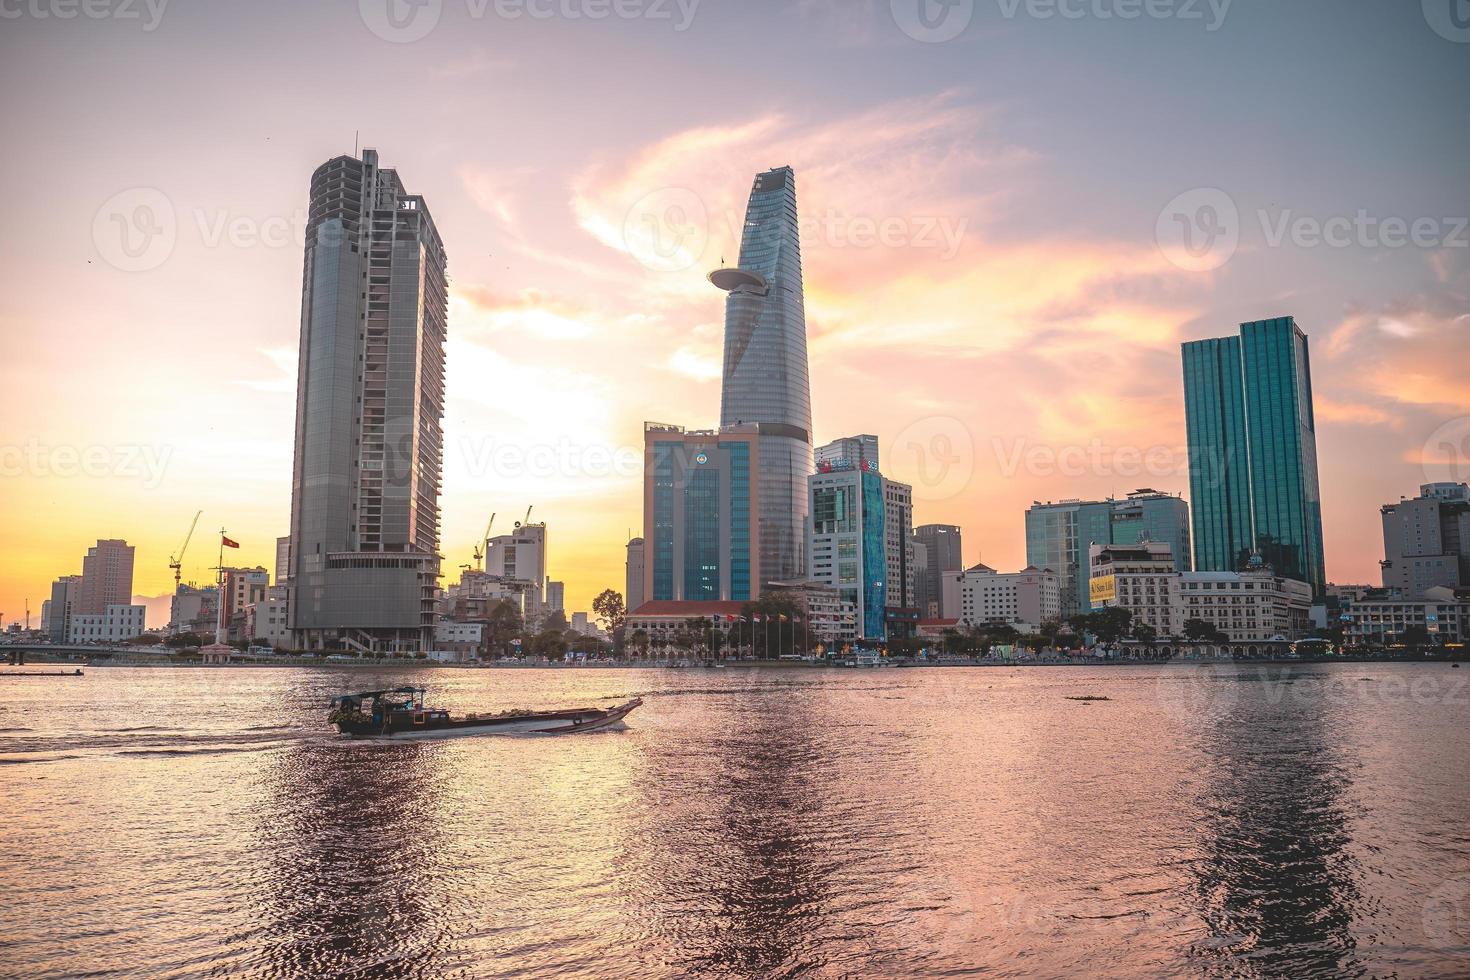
(518, 505, 533, 528)
(169, 510, 203, 591)
(474, 513, 496, 570)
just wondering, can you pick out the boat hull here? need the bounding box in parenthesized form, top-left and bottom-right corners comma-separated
(334, 698, 642, 739)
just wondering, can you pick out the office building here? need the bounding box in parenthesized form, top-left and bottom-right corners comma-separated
(78, 539, 134, 616)
(766, 580, 858, 646)
(1025, 491, 1191, 617)
(1183, 316, 1325, 598)
(287, 149, 447, 652)
(1380, 482, 1470, 598)
(168, 583, 219, 636)
(625, 537, 645, 613)
(1178, 559, 1314, 643)
(47, 575, 82, 642)
(816, 435, 878, 472)
(68, 604, 146, 644)
(942, 564, 1061, 632)
(711, 166, 813, 586)
(1088, 540, 1180, 636)
(546, 580, 565, 615)
(883, 477, 916, 621)
(643, 423, 761, 602)
(808, 458, 887, 638)
(245, 585, 290, 649)
(222, 567, 270, 640)
(1343, 586, 1469, 646)
(275, 536, 291, 585)
(914, 524, 963, 618)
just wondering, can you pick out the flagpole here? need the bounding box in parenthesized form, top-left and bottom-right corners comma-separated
(215, 528, 227, 646)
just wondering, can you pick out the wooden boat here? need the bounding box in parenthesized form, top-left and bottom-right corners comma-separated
(328, 687, 642, 739)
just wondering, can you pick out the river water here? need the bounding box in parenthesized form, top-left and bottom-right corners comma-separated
(0, 662, 1467, 979)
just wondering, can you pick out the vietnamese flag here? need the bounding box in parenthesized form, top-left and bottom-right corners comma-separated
(222, 535, 240, 549)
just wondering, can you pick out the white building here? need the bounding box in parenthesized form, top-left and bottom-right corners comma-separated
(68, 604, 146, 644)
(942, 564, 1061, 632)
(169, 583, 219, 636)
(245, 585, 290, 650)
(766, 580, 858, 646)
(1088, 541, 1179, 635)
(485, 522, 547, 625)
(1342, 586, 1468, 646)
(433, 621, 485, 660)
(1178, 564, 1314, 644)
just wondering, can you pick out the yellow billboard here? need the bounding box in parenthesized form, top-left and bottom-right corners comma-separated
(1089, 574, 1116, 604)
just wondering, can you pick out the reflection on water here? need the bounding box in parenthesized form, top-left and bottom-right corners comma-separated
(0, 663, 1466, 979)
(1191, 668, 1364, 977)
(255, 742, 449, 978)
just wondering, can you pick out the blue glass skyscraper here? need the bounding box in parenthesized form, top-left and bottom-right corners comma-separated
(1183, 316, 1325, 598)
(711, 167, 812, 586)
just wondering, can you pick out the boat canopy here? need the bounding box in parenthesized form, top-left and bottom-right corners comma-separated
(330, 687, 425, 707)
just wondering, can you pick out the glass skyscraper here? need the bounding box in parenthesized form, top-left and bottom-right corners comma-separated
(711, 166, 812, 586)
(809, 461, 888, 638)
(287, 149, 446, 652)
(1183, 316, 1325, 598)
(643, 424, 760, 602)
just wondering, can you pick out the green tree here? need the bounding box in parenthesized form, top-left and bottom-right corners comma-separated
(592, 589, 626, 635)
(482, 599, 524, 659)
(629, 628, 650, 658)
(1398, 624, 1434, 652)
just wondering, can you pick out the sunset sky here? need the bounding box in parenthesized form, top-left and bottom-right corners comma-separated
(1, 0, 1467, 627)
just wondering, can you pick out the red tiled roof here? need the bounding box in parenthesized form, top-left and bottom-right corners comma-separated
(628, 600, 748, 617)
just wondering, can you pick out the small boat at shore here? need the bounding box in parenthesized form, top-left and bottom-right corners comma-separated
(328, 687, 642, 739)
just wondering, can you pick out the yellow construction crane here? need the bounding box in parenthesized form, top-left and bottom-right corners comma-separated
(169, 509, 203, 591)
(474, 513, 495, 570)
